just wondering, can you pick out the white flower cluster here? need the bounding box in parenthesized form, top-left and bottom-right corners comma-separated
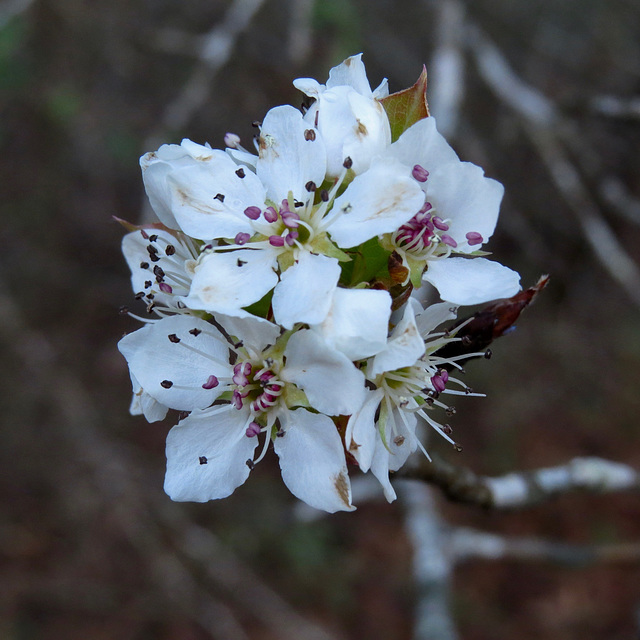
(118, 55, 521, 512)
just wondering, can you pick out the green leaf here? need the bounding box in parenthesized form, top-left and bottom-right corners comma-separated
(380, 67, 430, 142)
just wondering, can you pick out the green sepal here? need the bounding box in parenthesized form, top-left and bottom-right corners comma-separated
(312, 233, 352, 262)
(342, 237, 392, 286)
(277, 251, 295, 272)
(406, 254, 427, 288)
(380, 66, 430, 143)
(242, 289, 274, 320)
(377, 401, 393, 454)
(283, 385, 310, 409)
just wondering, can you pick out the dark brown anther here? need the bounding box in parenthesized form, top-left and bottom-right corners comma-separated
(320, 189, 329, 202)
(237, 259, 247, 267)
(189, 328, 202, 337)
(160, 380, 173, 389)
(146, 244, 158, 255)
(252, 120, 262, 128)
(139, 261, 149, 269)
(294, 200, 304, 208)
(149, 253, 160, 262)
(453, 443, 464, 452)
(168, 334, 181, 344)
(235, 167, 246, 178)
(246, 459, 255, 469)
(119, 305, 130, 314)
(305, 181, 316, 192)
(461, 335, 472, 346)
(147, 293, 155, 300)
(442, 424, 453, 435)
(445, 407, 456, 417)
(149, 234, 158, 243)
(144, 280, 152, 289)
(140, 229, 149, 240)
(464, 387, 473, 394)
(199, 456, 208, 465)
(304, 129, 316, 141)
(343, 156, 353, 169)
(314, 111, 319, 127)
(214, 193, 225, 202)
(178, 411, 190, 421)
(484, 349, 492, 359)
(165, 245, 176, 256)
(276, 429, 285, 438)
(153, 265, 165, 278)
(393, 436, 405, 446)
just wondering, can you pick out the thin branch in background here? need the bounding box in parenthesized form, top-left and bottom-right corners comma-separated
(156, 0, 268, 136)
(398, 455, 640, 510)
(0, 0, 34, 29)
(400, 482, 459, 640)
(450, 527, 640, 566)
(466, 24, 640, 308)
(0, 280, 342, 640)
(590, 94, 640, 121)
(286, 0, 314, 64)
(426, 0, 466, 138)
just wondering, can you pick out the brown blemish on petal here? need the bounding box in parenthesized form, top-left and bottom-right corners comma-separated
(355, 120, 368, 138)
(333, 471, 353, 508)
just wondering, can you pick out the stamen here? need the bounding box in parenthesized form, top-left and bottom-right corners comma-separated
(412, 164, 429, 182)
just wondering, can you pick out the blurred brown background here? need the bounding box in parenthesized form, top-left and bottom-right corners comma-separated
(2, 0, 640, 638)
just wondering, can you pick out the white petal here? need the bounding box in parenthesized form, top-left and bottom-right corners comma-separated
(256, 105, 326, 204)
(414, 301, 458, 337)
(345, 388, 384, 472)
(370, 304, 425, 377)
(387, 117, 459, 170)
(315, 86, 391, 176)
(129, 372, 168, 423)
(313, 288, 391, 361)
(167, 152, 265, 240)
(370, 409, 418, 502)
(275, 408, 355, 512)
(142, 143, 265, 240)
(213, 313, 281, 354)
(272, 252, 340, 329)
(122, 230, 192, 306)
(292, 77, 322, 98)
(118, 315, 230, 411)
(164, 406, 258, 502)
(184, 249, 278, 316)
(423, 257, 521, 305)
(426, 162, 503, 250)
(282, 330, 365, 416)
(326, 53, 373, 95)
(328, 157, 425, 248)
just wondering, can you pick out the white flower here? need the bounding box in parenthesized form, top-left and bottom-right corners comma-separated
(293, 53, 391, 177)
(166, 106, 424, 325)
(118, 314, 366, 512)
(382, 116, 521, 304)
(122, 228, 199, 313)
(345, 301, 481, 501)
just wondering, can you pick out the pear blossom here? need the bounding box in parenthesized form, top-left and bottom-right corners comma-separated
(118, 52, 531, 513)
(118, 314, 366, 512)
(345, 301, 486, 501)
(122, 227, 199, 313)
(293, 53, 391, 177)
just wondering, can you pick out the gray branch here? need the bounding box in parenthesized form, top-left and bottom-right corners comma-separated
(397, 455, 640, 510)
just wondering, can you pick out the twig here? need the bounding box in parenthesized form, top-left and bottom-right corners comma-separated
(427, 0, 466, 138)
(286, 0, 314, 64)
(400, 482, 459, 640)
(398, 455, 640, 509)
(589, 94, 640, 120)
(0, 0, 34, 29)
(156, 0, 268, 135)
(450, 527, 640, 566)
(467, 25, 640, 308)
